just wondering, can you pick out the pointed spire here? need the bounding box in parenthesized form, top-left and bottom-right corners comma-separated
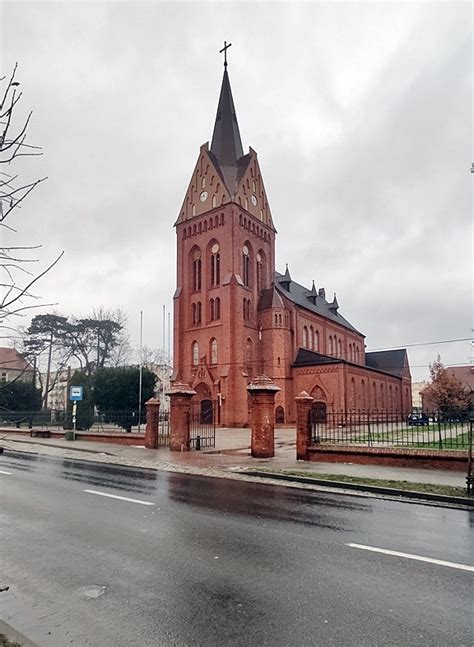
(279, 264, 292, 291)
(210, 69, 244, 168)
(307, 280, 318, 304)
(329, 292, 339, 313)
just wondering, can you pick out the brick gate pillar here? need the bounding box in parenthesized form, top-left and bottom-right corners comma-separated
(166, 382, 196, 452)
(295, 391, 314, 460)
(247, 375, 281, 458)
(144, 397, 161, 449)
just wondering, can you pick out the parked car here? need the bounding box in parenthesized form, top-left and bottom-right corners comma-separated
(407, 412, 429, 426)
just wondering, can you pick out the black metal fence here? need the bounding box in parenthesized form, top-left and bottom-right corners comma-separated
(0, 409, 171, 436)
(188, 404, 216, 450)
(310, 410, 470, 450)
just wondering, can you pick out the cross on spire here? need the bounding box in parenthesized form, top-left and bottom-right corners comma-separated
(219, 41, 232, 68)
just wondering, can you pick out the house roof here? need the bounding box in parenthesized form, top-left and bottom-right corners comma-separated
(0, 347, 32, 372)
(365, 349, 408, 377)
(274, 271, 363, 335)
(446, 365, 474, 391)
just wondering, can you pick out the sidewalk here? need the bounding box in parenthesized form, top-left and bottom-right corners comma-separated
(0, 427, 465, 488)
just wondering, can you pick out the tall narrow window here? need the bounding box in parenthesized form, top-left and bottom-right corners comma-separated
(215, 297, 220, 320)
(310, 326, 314, 350)
(210, 338, 218, 365)
(192, 341, 199, 366)
(338, 339, 342, 358)
(197, 302, 202, 324)
(315, 330, 320, 352)
(210, 243, 220, 286)
(245, 338, 253, 377)
(303, 326, 308, 348)
(209, 299, 215, 321)
(329, 336, 334, 355)
(242, 245, 250, 287)
(256, 252, 264, 291)
(192, 257, 202, 291)
(350, 378, 356, 409)
(192, 303, 197, 325)
(373, 382, 377, 409)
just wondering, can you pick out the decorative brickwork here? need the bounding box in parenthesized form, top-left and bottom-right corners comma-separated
(295, 391, 313, 460)
(247, 375, 280, 458)
(167, 382, 196, 452)
(144, 398, 160, 449)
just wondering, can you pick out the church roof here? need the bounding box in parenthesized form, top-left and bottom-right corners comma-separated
(210, 69, 246, 193)
(365, 350, 408, 377)
(274, 271, 363, 335)
(258, 287, 285, 310)
(293, 349, 344, 367)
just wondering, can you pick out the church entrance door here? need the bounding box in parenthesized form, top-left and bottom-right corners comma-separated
(311, 401, 327, 423)
(200, 399, 214, 424)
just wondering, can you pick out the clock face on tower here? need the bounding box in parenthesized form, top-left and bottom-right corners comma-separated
(200, 190, 208, 203)
(251, 194, 258, 206)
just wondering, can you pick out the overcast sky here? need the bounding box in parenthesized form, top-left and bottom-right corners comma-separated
(1, 0, 471, 381)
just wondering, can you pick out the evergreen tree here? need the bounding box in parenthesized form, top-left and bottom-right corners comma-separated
(65, 370, 94, 430)
(94, 366, 156, 431)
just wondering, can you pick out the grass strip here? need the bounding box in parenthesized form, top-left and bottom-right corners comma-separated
(245, 468, 472, 498)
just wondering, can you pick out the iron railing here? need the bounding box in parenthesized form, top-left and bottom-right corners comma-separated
(0, 409, 170, 435)
(310, 410, 470, 449)
(188, 405, 216, 450)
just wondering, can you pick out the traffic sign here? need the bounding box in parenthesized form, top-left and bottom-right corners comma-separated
(70, 386, 83, 402)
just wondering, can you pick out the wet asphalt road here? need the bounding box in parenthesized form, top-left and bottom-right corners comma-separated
(1, 449, 473, 647)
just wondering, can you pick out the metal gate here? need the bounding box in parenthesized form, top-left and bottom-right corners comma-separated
(188, 401, 216, 450)
(157, 411, 170, 447)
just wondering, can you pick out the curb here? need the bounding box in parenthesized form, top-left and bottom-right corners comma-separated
(244, 470, 474, 507)
(0, 436, 116, 456)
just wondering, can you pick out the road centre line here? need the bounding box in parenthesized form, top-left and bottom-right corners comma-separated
(346, 543, 474, 572)
(0, 470, 12, 475)
(83, 489, 155, 506)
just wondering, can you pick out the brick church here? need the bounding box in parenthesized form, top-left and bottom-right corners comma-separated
(172, 58, 412, 427)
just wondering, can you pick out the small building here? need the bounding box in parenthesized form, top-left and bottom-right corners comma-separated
(0, 347, 34, 384)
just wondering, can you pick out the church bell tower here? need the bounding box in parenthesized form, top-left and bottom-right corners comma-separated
(172, 46, 277, 427)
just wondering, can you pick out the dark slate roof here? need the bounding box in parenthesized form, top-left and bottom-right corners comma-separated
(293, 348, 343, 367)
(210, 69, 244, 169)
(258, 287, 285, 310)
(274, 271, 363, 335)
(365, 350, 408, 377)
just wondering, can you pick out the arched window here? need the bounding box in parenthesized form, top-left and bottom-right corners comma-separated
(355, 346, 360, 363)
(192, 341, 199, 366)
(242, 244, 251, 287)
(310, 326, 314, 350)
(349, 343, 353, 362)
(245, 338, 253, 377)
(361, 380, 366, 410)
(329, 336, 334, 355)
(192, 303, 197, 325)
(256, 251, 266, 291)
(275, 406, 285, 424)
(389, 385, 393, 410)
(212, 195, 217, 208)
(210, 242, 220, 286)
(210, 338, 218, 365)
(315, 330, 320, 351)
(303, 326, 308, 348)
(350, 377, 356, 409)
(191, 251, 202, 292)
(274, 314, 278, 326)
(373, 382, 377, 409)
(338, 339, 342, 358)
(196, 302, 202, 324)
(380, 383, 385, 408)
(209, 299, 215, 321)
(215, 297, 220, 320)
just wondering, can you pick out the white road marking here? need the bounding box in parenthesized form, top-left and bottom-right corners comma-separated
(346, 543, 474, 572)
(83, 489, 155, 506)
(0, 470, 12, 475)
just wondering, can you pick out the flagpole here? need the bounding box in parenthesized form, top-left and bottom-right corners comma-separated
(137, 310, 143, 433)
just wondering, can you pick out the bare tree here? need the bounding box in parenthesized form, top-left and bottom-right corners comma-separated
(0, 63, 62, 334)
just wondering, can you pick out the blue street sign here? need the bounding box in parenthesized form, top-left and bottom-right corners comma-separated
(70, 386, 83, 402)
